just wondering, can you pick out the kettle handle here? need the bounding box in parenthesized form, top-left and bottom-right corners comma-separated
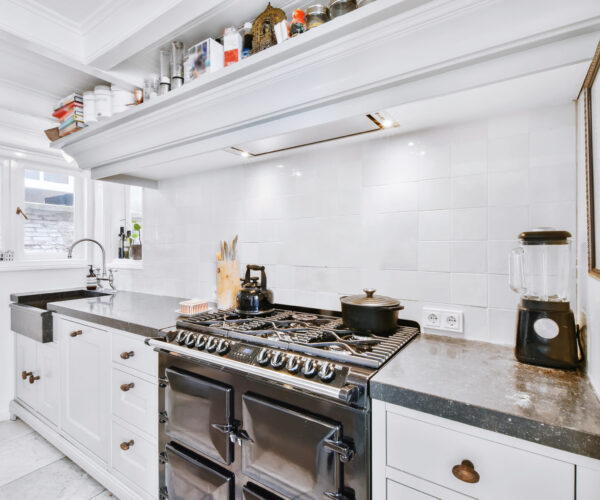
(244, 265, 267, 290)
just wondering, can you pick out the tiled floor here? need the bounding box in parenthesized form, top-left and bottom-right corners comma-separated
(0, 418, 117, 500)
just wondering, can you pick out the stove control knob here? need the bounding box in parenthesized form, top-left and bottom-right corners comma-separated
(302, 359, 317, 378)
(270, 351, 285, 369)
(195, 335, 207, 350)
(286, 356, 300, 373)
(216, 340, 230, 355)
(318, 362, 336, 383)
(185, 333, 197, 347)
(256, 348, 271, 366)
(206, 337, 218, 352)
(175, 330, 187, 345)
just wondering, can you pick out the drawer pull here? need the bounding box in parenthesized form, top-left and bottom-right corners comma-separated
(452, 460, 480, 484)
(120, 439, 134, 451)
(120, 382, 135, 392)
(28, 374, 40, 384)
(70, 330, 83, 337)
(21, 371, 32, 380)
(120, 351, 135, 359)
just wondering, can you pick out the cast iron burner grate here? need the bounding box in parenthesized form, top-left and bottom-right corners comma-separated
(176, 308, 418, 369)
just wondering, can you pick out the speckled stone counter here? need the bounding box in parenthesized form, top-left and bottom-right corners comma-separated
(47, 290, 184, 337)
(370, 334, 600, 460)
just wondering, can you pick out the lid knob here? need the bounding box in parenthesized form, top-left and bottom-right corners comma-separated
(363, 288, 376, 298)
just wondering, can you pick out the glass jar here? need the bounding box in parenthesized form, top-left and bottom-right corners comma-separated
(307, 5, 330, 29)
(159, 49, 171, 84)
(170, 41, 185, 80)
(94, 85, 112, 119)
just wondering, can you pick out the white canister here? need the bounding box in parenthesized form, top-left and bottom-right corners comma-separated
(94, 85, 112, 119)
(111, 86, 135, 114)
(83, 91, 97, 123)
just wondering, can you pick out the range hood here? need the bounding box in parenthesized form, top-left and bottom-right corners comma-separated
(230, 112, 396, 157)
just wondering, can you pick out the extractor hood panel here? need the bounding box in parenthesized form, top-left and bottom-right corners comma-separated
(233, 114, 382, 156)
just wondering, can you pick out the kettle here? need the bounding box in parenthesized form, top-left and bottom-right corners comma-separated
(235, 265, 274, 315)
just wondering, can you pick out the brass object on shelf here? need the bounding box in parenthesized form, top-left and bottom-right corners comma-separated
(251, 3, 287, 54)
(452, 460, 480, 483)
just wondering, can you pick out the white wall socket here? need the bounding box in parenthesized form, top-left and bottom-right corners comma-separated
(422, 308, 464, 333)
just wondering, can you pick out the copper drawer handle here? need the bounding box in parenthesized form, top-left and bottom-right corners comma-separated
(70, 330, 83, 337)
(21, 371, 32, 380)
(120, 439, 134, 451)
(452, 459, 480, 483)
(120, 382, 135, 392)
(120, 351, 135, 359)
(28, 374, 40, 384)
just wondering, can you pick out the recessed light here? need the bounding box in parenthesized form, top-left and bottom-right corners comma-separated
(419, 151, 426, 156)
(14, 151, 24, 157)
(240, 150, 250, 158)
(382, 119, 394, 128)
(408, 141, 415, 147)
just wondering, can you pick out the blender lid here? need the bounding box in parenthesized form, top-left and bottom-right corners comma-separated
(519, 228, 571, 244)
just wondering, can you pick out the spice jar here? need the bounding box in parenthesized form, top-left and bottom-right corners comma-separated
(329, 0, 356, 18)
(290, 9, 306, 37)
(307, 4, 330, 29)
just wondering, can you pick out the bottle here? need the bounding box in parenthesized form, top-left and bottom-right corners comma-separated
(86, 265, 97, 290)
(241, 22, 253, 59)
(118, 226, 125, 259)
(223, 27, 243, 67)
(290, 9, 306, 37)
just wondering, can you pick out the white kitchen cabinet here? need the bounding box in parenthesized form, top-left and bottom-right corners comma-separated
(112, 366, 157, 439)
(14, 334, 60, 426)
(56, 316, 110, 463)
(373, 400, 600, 500)
(15, 334, 38, 410)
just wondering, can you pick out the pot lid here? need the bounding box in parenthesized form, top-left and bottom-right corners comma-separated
(518, 228, 571, 244)
(340, 288, 400, 307)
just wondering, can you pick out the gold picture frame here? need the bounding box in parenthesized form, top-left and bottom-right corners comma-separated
(582, 41, 600, 279)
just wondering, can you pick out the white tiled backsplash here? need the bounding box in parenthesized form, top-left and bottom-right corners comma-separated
(126, 103, 576, 345)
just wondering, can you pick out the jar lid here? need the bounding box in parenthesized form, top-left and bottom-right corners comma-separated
(307, 4, 329, 15)
(340, 288, 400, 307)
(519, 228, 571, 244)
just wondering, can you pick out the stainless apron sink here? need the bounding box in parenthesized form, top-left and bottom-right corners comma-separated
(10, 289, 110, 342)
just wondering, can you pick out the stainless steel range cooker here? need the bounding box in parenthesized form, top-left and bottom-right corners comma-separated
(147, 305, 419, 500)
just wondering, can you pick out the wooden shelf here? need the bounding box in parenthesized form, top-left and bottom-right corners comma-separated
(51, 0, 600, 185)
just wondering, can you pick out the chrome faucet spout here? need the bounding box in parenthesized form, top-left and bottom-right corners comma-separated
(67, 238, 107, 278)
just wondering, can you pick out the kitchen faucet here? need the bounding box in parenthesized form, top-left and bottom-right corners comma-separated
(67, 238, 116, 292)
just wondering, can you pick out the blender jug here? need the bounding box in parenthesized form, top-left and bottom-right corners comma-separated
(509, 229, 581, 369)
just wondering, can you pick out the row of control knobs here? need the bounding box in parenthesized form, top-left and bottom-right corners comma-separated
(256, 348, 336, 382)
(174, 331, 230, 355)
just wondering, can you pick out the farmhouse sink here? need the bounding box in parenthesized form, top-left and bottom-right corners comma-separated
(10, 288, 111, 342)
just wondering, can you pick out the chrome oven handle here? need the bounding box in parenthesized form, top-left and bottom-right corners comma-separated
(147, 339, 356, 403)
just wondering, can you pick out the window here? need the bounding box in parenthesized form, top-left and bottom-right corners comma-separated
(0, 156, 87, 261)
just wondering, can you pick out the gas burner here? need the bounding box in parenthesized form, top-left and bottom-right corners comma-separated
(290, 313, 319, 321)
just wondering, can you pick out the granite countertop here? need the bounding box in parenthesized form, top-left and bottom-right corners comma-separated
(47, 290, 184, 337)
(370, 334, 600, 460)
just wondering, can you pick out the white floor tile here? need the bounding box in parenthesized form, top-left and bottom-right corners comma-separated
(0, 419, 34, 443)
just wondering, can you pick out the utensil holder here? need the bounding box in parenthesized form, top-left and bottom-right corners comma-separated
(217, 260, 240, 310)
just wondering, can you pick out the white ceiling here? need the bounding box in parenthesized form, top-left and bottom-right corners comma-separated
(21, 0, 119, 31)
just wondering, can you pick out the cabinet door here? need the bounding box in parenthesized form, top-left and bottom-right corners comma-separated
(15, 333, 38, 409)
(57, 317, 110, 463)
(37, 341, 60, 426)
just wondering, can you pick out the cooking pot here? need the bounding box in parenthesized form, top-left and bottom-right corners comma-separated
(235, 265, 274, 315)
(340, 288, 403, 335)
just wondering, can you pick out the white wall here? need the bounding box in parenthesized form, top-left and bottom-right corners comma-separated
(576, 98, 600, 393)
(0, 267, 86, 420)
(117, 103, 577, 346)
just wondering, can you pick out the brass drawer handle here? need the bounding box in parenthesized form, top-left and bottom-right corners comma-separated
(70, 330, 83, 337)
(120, 439, 134, 451)
(21, 371, 33, 380)
(28, 374, 40, 384)
(120, 382, 135, 392)
(120, 351, 135, 359)
(452, 459, 480, 483)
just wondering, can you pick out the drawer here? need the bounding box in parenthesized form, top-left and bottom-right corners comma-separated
(387, 479, 437, 500)
(386, 412, 574, 500)
(112, 419, 158, 495)
(112, 367, 158, 438)
(112, 332, 157, 377)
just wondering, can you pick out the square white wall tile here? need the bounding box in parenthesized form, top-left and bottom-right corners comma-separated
(450, 139, 487, 176)
(452, 208, 488, 240)
(488, 170, 529, 206)
(488, 205, 529, 240)
(450, 241, 487, 273)
(488, 240, 517, 274)
(451, 273, 488, 307)
(418, 210, 451, 241)
(488, 274, 520, 309)
(451, 174, 488, 208)
(487, 133, 529, 172)
(488, 308, 518, 345)
(418, 242, 450, 272)
(528, 165, 576, 203)
(418, 178, 451, 211)
(529, 126, 575, 168)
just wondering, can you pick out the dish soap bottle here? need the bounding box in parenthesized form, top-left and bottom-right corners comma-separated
(86, 265, 97, 290)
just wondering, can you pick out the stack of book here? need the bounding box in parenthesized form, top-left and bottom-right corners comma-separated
(52, 93, 85, 137)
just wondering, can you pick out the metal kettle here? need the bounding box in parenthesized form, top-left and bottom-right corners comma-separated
(235, 265, 274, 315)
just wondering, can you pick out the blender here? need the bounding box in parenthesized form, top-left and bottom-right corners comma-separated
(509, 228, 581, 369)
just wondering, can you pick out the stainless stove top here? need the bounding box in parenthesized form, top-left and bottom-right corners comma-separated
(176, 308, 418, 369)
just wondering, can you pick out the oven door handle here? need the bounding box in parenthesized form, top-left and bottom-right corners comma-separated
(211, 423, 254, 446)
(323, 438, 355, 463)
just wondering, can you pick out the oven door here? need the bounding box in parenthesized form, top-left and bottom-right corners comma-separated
(165, 443, 234, 500)
(241, 394, 355, 500)
(165, 367, 234, 465)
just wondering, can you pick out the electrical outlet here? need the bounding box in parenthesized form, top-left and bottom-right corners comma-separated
(422, 308, 464, 333)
